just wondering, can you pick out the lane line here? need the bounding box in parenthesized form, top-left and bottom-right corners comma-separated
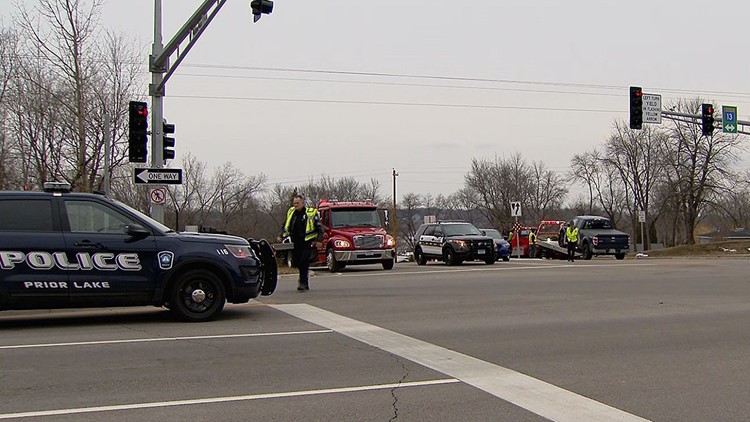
(311, 262, 658, 279)
(0, 329, 333, 350)
(272, 304, 651, 422)
(0, 379, 459, 419)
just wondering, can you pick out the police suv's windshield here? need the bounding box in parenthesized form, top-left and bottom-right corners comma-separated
(483, 229, 502, 239)
(113, 199, 173, 233)
(443, 224, 482, 237)
(331, 209, 382, 228)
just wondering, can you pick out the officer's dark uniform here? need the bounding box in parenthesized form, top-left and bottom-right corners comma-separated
(283, 206, 322, 291)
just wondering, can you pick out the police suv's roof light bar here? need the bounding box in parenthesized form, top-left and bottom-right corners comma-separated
(43, 182, 71, 193)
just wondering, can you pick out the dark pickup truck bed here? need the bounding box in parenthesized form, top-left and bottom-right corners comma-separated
(573, 216, 630, 260)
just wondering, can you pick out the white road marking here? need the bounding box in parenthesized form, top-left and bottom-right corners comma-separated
(0, 329, 333, 350)
(272, 304, 651, 422)
(0, 379, 459, 420)
(312, 262, 657, 279)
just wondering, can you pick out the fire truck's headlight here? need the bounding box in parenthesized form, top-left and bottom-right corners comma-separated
(385, 235, 395, 247)
(334, 239, 351, 248)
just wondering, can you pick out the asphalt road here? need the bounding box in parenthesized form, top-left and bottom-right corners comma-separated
(1, 257, 749, 421)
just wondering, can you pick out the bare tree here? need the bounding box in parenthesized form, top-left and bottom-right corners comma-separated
(661, 98, 744, 244)
(604, 121, 665, 249)
(397, 192, 423, 251)
(463, 153, 554, 229)
(16, 0, 104, 191)
(527, 161, 568, 223)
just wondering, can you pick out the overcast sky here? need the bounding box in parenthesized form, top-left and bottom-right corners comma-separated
(2, 0, 749, 200)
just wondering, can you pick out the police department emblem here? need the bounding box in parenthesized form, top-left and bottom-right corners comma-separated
(158, 251, 174, 270)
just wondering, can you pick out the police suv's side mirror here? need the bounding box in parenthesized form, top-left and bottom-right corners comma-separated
(126, 224, 150, 242)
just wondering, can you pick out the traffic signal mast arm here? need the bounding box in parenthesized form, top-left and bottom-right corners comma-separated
(661, 110, 750, 136)
(150, 0, 227, 97)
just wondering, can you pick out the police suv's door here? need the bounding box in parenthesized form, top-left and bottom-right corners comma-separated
(61, 198, 158, 307)
(420, 225, 438, 257)
(0, 197, 69, 309)
(432, 226, 445, 256)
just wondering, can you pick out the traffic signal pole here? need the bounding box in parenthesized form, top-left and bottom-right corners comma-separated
(661, 110, 750, 136)
(147, 0, 272, 222)
(150, 0, 165, 222)
(148, 0, 229, 223)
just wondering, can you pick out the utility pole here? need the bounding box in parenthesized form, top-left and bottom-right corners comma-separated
(392, 168, 398, 251)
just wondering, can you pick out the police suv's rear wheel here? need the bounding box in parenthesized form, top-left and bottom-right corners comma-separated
(170, 270, 226, 322)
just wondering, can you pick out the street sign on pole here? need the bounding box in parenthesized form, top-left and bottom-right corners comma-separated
(510, 201, 522, 217)
(133, 168, 183, 185)
(642, 94, 662, 124)
(149, 187, 167, 204)
(722, 105, 738, 133)
(638, 210, 646, 223)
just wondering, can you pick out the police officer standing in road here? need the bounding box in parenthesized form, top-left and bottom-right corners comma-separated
(528, 229, 537, 258)
(565, 222, 579, 262)
(282, 195, 322, 291)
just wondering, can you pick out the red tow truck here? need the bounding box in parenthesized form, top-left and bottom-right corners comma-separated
(535, 220, 574, 259)
(509, 226, 538, 257)
(314, 199, 396, 272)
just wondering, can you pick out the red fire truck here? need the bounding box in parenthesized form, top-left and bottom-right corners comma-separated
(313, 199, 396, 272)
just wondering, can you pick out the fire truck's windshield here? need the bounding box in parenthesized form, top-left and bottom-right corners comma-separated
(331, 209, 382, 228)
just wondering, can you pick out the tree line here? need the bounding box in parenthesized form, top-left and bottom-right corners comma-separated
(3, 1, 747, 250)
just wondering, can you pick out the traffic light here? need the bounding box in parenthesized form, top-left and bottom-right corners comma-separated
(629, 86, 643, 130)
(250, 0, 273, 22)
(701, 103, 715, 136)
(163, 120, 175, 161)
(128, 101, 148, 163)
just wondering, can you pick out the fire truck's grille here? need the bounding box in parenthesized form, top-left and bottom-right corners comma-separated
(353, 235, 383, 249)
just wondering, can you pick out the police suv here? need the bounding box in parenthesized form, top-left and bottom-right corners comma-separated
(0, 183, 277, 322)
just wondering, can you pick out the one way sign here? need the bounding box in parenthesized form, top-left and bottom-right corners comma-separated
(133, 168, 183, 185)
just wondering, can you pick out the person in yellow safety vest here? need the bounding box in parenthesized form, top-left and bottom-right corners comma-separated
(282, 195, 322, 291)
(528, 230, 537, 258)
(565, 222, 579, 262)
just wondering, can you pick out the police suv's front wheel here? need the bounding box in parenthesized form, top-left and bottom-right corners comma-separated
(170, 270, 226, 322)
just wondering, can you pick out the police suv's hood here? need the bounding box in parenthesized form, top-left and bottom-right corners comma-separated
(170, 232, 249, 245)
(446, 235, 492, 242)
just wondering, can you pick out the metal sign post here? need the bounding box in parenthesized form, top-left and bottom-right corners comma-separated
(510, 202, 522, 258)
(638, 209, 646, 252)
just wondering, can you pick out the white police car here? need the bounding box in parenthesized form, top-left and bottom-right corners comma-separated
(0, 183, 277, 321)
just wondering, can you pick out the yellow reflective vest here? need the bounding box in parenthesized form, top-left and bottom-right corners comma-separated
(565, 226, 579, 243)
(283, 207, 320, 242)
